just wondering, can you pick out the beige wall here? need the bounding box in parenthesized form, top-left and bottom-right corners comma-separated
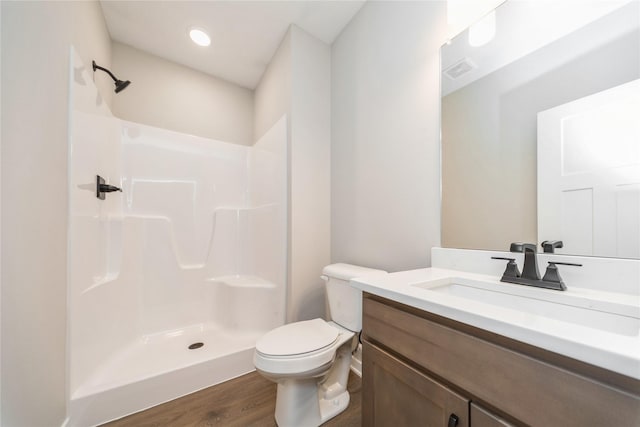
(253, 29, 293, 319)
(0, 1, 112, 425)
(112, 42, 254, 146)
(289, 27, 331, 321)
(1, 2, 3, 418)
(254, 31, 291, 142)
(331, 1, 447, 272)
(254, 26, 331, 322)
(1, 2, 3, 419)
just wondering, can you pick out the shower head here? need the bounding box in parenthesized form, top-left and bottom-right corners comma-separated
(92, 60, 131, 93)
(115, 79, 131, 93)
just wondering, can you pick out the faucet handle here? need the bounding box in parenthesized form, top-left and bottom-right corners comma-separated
(509, 242, 524, 252)
(491, 257, 521, 279)
(541, 261, 582, 291)
(541, 240, 563, 253)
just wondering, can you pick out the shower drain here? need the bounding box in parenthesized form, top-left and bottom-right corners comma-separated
(188, 342, 204, 350)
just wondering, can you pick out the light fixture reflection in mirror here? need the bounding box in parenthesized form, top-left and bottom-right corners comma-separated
(447, 0, 505, 40)
(468, 11, 496, 47)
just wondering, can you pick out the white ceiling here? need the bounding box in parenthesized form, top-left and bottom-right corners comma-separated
(100, 1, 365, 89)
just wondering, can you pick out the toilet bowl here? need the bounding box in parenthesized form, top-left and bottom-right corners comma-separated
(255, 319, 355, 426)
(253, 263, 387, 427)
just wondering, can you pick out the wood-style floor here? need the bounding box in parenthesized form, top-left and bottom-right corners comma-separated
(102, 371, 361, 427)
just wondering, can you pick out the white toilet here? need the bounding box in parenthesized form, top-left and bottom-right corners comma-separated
(253, 263, 386, 427)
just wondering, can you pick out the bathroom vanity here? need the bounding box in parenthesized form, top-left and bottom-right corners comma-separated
(353, 252, 640, 427)
(361, 293, 639, 426)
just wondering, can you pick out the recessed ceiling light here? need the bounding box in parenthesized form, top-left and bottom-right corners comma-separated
(189, 27, 211, 47)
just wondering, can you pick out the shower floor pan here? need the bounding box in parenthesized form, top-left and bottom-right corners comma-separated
(69, 323, 263, 427)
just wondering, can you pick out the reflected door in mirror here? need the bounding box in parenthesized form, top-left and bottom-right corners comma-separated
(538, 79, 640, 258)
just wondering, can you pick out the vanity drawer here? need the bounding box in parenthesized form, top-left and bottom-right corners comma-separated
(362, 294, 640, 427)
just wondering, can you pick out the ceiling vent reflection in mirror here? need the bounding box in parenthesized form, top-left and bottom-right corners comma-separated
(443, 58, 477, 80)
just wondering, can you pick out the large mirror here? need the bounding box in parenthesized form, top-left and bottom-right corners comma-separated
(441, 0, 640, 258)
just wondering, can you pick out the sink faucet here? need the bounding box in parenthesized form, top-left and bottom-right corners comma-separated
(492, 242, 581, 291)
(510, 242, 540, 280)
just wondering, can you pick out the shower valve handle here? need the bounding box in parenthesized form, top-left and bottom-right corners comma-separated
(96, 175, 122, 200)
(99, 184, 122, 193)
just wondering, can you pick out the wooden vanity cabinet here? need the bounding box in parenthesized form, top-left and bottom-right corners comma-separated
(361, 293, 640, 427)
(363, 341, 470, 427)
(470, 404, 514, 427)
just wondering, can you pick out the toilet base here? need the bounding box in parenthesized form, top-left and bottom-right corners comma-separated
(275, 377, 324, 427)
(273, 341, 353, 426)
(318, 389, 350, 424)
(274, 380, 351, 427)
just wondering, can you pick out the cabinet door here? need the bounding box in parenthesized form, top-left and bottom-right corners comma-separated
(470, 403, 515, 427)
(363, 342, 469, 427)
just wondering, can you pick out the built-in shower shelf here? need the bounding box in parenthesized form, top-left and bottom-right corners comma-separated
(213, 203, 278, 212)
(82, 273, 120, 294)
(206, 275, 277, 288)
(120, 205, 282, 271)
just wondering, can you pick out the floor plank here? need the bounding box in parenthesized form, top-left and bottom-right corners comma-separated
(102, 370, 361, 427)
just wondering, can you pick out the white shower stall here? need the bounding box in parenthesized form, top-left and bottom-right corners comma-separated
(67, 50, 287, 426)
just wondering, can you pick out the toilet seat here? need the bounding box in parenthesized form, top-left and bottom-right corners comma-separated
(256, 319, 339, 357)
(254, 320, 354, 376)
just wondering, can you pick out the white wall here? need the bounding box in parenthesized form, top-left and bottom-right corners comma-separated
(112, 42, 254, 146)
(254, 26, 331, 322)
(331, 1, 447, 272)
(0, 1, 112, 425)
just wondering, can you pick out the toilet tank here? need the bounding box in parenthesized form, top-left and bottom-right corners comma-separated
(322, 263, 387, 332)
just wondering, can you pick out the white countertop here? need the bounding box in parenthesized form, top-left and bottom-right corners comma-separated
(352, 267, 640, 380)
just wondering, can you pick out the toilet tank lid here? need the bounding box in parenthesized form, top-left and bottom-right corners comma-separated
(322, 263, 387, 281)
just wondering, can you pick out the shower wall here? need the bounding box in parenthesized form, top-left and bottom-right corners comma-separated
(117, 121, 286, 335)
(68, 50, 287, 425)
